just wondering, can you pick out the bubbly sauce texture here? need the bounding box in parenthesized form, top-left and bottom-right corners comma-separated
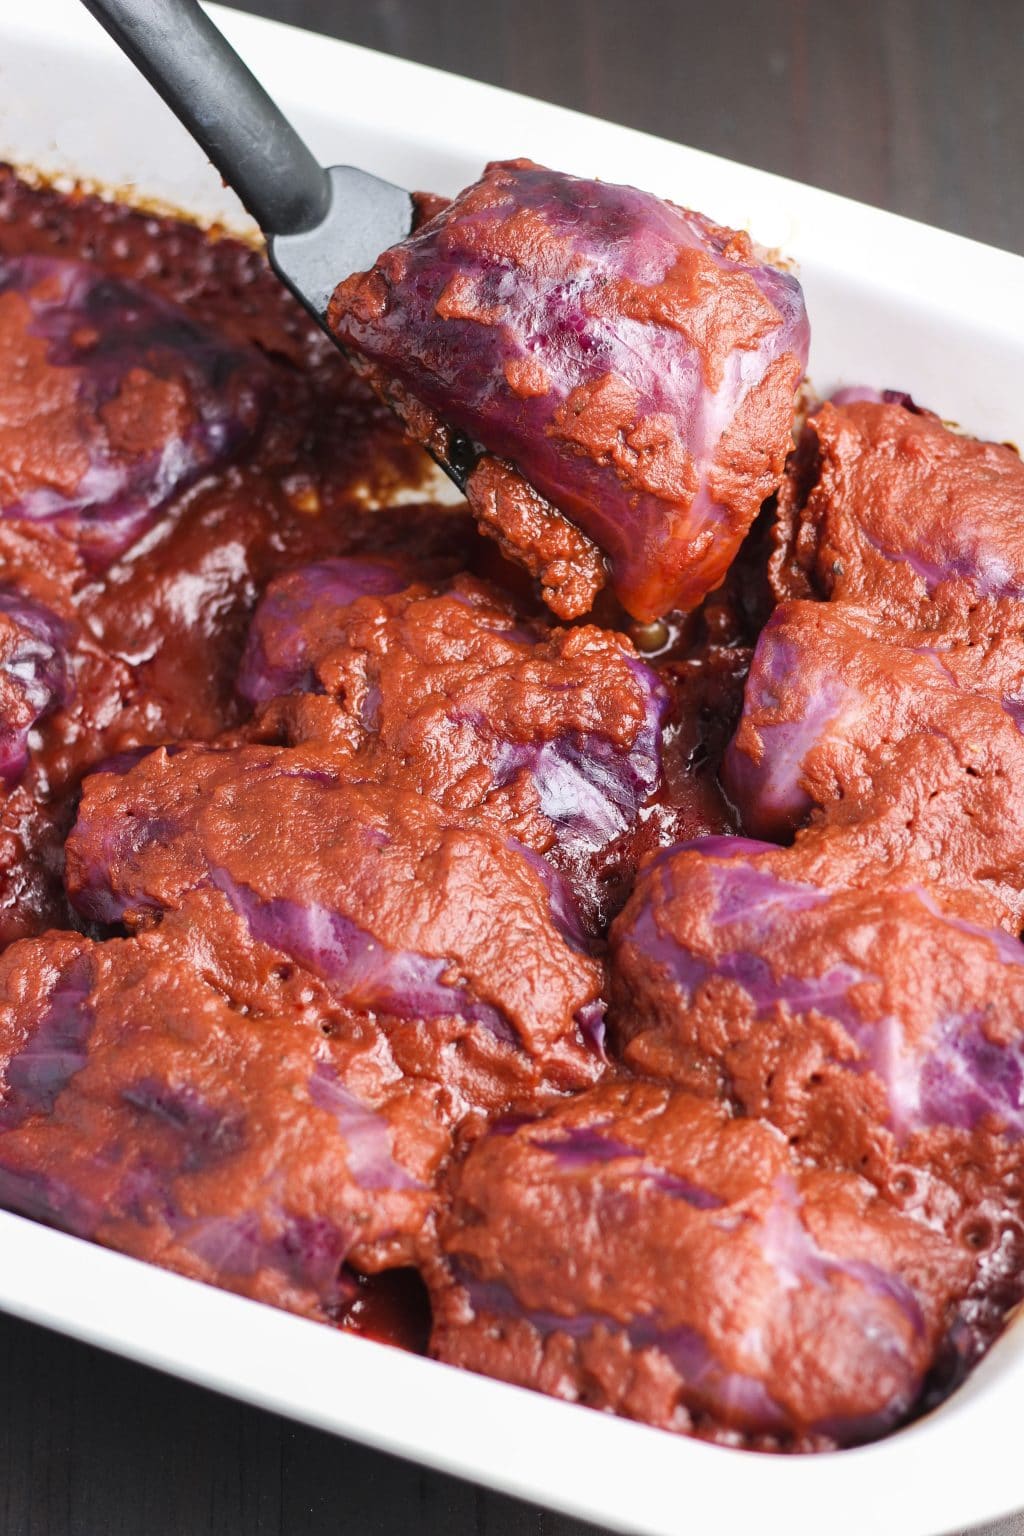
(0, 168, 1023, 1452)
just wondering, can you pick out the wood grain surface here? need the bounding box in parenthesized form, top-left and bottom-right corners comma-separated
(2, 2, 1023, 1532)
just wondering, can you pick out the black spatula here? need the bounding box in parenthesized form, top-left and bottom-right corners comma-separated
(79, 0, 470, 486)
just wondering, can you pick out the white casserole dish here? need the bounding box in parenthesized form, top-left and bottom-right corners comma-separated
(1, 6, 1023, 1533)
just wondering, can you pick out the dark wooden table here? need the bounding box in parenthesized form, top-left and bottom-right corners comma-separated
(3, 2, 1023, 1533)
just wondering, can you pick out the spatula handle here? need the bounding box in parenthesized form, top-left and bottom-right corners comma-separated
(79, 0, 330, 236)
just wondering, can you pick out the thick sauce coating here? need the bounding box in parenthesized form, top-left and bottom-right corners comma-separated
(0, 172, 1022, 1450)
(0, 167, 475, 948)
(429, 1080, 970, 1447)
(0, 169, 698, 1339)
(329, 159, 809, 621)
(239, 566, 668, 932)
(611, 840, 1024, 1204)
(0, 924, 449, 1312)
(771, 399, 1024, 623)
(66, 745, 603, 1101)
(608, 401, 1024, 1404)
(726, 400, 1024, 926)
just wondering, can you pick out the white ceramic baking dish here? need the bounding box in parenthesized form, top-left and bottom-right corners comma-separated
(1, 6, 1023, 1534)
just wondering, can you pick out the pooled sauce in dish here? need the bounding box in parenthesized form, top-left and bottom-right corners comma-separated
(1, 165, 1023, 1453)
